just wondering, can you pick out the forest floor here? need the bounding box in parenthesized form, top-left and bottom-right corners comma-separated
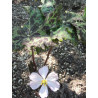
(12, 0, 86, 98)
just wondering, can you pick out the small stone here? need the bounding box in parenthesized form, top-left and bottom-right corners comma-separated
(13, 86, 17, 89)
(13, 78, 16, 81)
(12, 94, 16, 97)
(64, 47, 67, 50)
(13, 65, 17, 69)
(66, 72, 69, 75)
(18, 79, 23, 84)
(61, 66, 64, 69)
(13, 62, 16, 65)
(70, 51, 74, 54)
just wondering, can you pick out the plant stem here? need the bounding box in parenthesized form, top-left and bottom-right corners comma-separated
(31, 47, 37, 71)
(44, 46, 53, 65)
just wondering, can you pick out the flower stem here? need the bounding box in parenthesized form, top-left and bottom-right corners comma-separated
(31, 47, 37, 71)
(44, 46, 53, 65)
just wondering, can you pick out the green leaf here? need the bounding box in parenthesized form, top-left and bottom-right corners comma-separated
(52, 25, 78, 44)
(52, 26, 71, 41)
(83, 7, 86, 21)
(64, 10, 86, 45)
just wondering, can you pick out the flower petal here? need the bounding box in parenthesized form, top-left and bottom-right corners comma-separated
(29, 72, 42, 81)
(46, 72, 58, 81)
(29, 81, 41, 90)
(39, 66, 48, 79)
(47, 80, 60, 92)
(39, 85, 48, 98)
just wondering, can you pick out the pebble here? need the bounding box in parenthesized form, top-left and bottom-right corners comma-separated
(18, 79, 23, 84)
(64, 47, 67, 50)
(13, 65, 17, 69)
(12, 94, 16, 97)
(13, 86, 17, 89)
(13, 78, 16, 81)
(13, 62, 17, 65)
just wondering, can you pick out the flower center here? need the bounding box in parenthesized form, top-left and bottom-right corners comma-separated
(41, 79, 47, 86)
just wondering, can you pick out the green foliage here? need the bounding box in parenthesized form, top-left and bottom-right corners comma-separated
(52, 25, 78, 44)
(64, 10, 86, 45)
(13, 6, 46, 51)
(37, 4, 62, 36)
(83, 7, 86, 21)
(12, 2, 86, 53)
(23, 23, 78, 54)
(41, 6, 54, 16)
(52, 26, 71, 41)
(29, 7, 45, 33)
(23, 6, 45, 35)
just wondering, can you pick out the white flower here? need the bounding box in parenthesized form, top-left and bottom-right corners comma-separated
(29, 66, 60, 98)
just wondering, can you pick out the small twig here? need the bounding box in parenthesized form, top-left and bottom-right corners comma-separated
(44, 46, 53, 65)
(31, 47, 37, 71)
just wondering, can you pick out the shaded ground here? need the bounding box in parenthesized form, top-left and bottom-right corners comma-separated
(12, 0, 86, 98)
